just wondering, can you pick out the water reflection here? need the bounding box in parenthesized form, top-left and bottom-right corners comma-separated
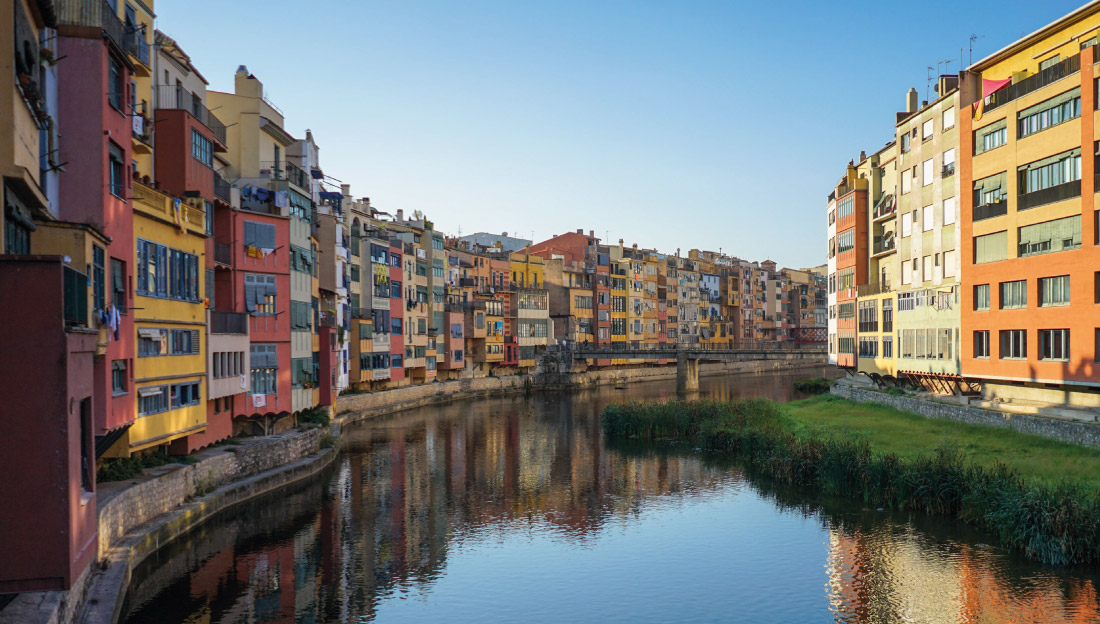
(121, 371, 1100, 624)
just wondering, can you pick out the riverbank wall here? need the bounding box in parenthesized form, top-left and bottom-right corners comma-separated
(830, 384, 1100, 449)
(1, 358, 825, 624)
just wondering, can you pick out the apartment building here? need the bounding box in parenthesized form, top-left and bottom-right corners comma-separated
(961, 4, 1100, 405)
(829, 166, 869, 367)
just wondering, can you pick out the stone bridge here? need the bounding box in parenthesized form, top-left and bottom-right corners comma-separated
(567, 346, 828, 394)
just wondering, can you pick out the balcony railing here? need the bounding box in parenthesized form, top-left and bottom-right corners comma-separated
(210, 311, 248, 334)
(872, 194, 896, 220)
(213, 172, 231, 203)
(973, 199, 1007, 221)
(258, 161, 309, 190)
(872, 235, 895, 256)
(986, 53, 1080, 112)
(123, 28, 150, 67)
(131, 113, 152, 146)
(63, 266, 88, 327)
(57, 0, 125, 55)
(941, 162, 955, 178)
(1017, 179, 1081, 212)
(153, 85, 227, 145)
(214, 241, 232, 266)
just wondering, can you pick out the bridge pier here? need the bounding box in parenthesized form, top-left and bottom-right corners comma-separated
(676, 353, 699, 395)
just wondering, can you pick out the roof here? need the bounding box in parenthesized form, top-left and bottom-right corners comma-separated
(968, 0, 1100, 71)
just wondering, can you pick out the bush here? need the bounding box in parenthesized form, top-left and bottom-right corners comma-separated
(601, 398, 1100, 566)
(299, 407, 330, 428)
(793, 377, 831, 395)
(319, 433, 339, 450)
(97, 448, 196, 483)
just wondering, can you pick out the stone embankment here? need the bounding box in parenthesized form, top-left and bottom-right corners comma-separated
(831, 384, 1100, 449)
(0, 358, 826, 624)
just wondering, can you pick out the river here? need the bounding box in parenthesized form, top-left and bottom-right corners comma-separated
(120, 370, 1100, 623)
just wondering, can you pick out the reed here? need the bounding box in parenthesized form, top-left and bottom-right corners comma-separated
(601, 398, 1100, 566)
(792, 377, 832, 395)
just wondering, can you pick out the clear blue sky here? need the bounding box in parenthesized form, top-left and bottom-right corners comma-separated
(157, 0, 1085, 268)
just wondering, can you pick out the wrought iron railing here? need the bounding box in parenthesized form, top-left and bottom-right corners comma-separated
(123, 28, 150, 66)
(56, 0, 125, 55)
(210, 311, 248, 334)
(213, 172, 231, 202)
(214, 241, 232, 266)
(152, 85, 227, 145)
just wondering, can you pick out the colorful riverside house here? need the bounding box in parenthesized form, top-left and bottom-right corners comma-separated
(960, 4, 1100, 406)
(0, 0, 101, 594)
(530, 229, 612, 363)
(675, 255, 701, 347)
(148, 30, 246, 453)
(850, 140, 901, 379)
(54, 0, 138, 447)
(313, 183, 347, 406)
(289, 130, 328, 406)
(509, 248, 551, 367)
(829, 165, 870, 368)
(826, 193, 838, 365)
(207, 68, 295, 434)
(887, 82, 962, 390)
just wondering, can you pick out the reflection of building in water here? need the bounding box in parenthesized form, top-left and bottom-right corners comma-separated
(827, 527, 1100, 623)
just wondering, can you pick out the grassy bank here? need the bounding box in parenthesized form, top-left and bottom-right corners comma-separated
(601, 395, 1100, 565)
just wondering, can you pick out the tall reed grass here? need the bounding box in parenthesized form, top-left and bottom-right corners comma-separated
(601, 398, 1100, 566)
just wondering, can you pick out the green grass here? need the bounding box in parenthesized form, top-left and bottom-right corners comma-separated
(783, 395, 1100, 490)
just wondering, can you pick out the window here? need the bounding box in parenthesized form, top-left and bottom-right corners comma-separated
(138, 385, 168, 415)
(137, 240, 198, 300)
(922, 118, 934, 140)
(942, 107, 955, 130)
(837, 229, 855, 254)
(898, 292, 915, 312)
(999, 329, 1027, 359)
(1039, 329, 1070, 361)
(170, 329, 199, 354)
(1000, 280, 1027, 309)
(108, 55, 123, 111)
(111, 360, 127, 395)
(974, 331, 990, 358)
(92, 245, 105, 312)
(391, 354, 403, 368)
(108, 141, 125, 198)
(292, 357, 314, 388)
(171, 381, 202, 408)
(204, 201, 214, 236)
(922, 158, 934, 186)
(291, 300, 312, 330)
(243, 221, 276, 250)
(922, 205, 934, 231)
(922, 255, 932, 282)
(943, 196, 956, 225)
(882, 298, 893, 332)
(901, 212, 912, 237)
(838, 302, 855, 320)
(974, 284, 990, 310)
(942, 148, 956, 177)
(974, 231, 1007, 264)
(391, 317, 402, 334)
(1018, 215, 1081, 257)
(250, 344, 278, 395)
(858, 336, 878, 358)
(1018, 149, 1081, 196)
(1017, 88, 1080, 139)
(1082, 37, 1098, 50)
(901, 132, 911, 153)
(245, 273, 276, 315)
(191, 129, 213, 167)
(1039, 275, 1070, 307)
(838, 333, 855, 355)
(836, 267, 854, 291)
(858, 300, 878, 333)
(138, 328, 166, 356)
(882, 336, 893, 358)
(1039, 55, 1061, 71)
(975, 120, 1007, 155)
(836, 196, 854, 219)
(574, 295, 593, 309)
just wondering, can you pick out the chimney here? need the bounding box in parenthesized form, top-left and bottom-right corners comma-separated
(576, 228, 583, 234)
(235, 65, 261, 99)
(502, 231, 508, 237)
(589, 230, 594, 237)
(906, 88, 918, 113)
(859, 150, 867, 161)
(396, 209, 403, 222)
(340, 184, 350, 197)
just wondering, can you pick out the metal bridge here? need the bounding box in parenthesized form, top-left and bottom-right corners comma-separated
(565, 345, 827, 393)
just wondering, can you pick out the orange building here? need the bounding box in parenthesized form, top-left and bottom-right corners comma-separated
(832, 166, 869, 368)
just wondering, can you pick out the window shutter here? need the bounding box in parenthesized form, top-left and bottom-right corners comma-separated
(190, 330, 200, 354)
(245, 283, 257, 312)
(244, 221, 256, 247)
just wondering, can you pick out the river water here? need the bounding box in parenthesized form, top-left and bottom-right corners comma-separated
(120, 370, 1100, 624)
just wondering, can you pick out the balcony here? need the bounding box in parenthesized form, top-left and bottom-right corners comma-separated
(56, 0, 125, 56)
(1017, 179, 1080, 211)
(214, 241, 232, 267)
(872, 235, 896, 256)
(941, 162, 955, 178)
(872, 194, 896, 221)
(986, 53, 1080, 112)
(153, 85, 227, 146)
(973, 200, 1007, 221)
(210, 311, 248, 334)
(213, 172, 231, 203)
(132, 182, 205, 235)
(123, 28, 150, 69)
(259, 161, 309, 191)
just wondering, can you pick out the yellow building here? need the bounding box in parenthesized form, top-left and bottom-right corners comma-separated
(120, 0, 155, 179)
(123, 183, 209, 455)
(510, 249, 550, 367)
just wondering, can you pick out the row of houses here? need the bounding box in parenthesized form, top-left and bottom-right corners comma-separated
(0, 0, 825, 597)
(827, 1, 1100, 406)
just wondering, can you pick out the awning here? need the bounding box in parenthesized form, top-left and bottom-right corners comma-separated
(138, 386, 163, 397)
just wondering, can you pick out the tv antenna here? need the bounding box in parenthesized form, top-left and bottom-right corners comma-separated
(969, 34, 983, 66)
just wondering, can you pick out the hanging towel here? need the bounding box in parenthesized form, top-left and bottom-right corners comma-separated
(173, 198, 183, 230)
(240, 374, 248, 390)
(252, 393, 266, 408)
(274, 190, 288, 208)
(110, 305, 121, 341)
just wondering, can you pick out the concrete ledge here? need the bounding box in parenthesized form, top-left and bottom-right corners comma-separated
(831, 385, 1100, 448)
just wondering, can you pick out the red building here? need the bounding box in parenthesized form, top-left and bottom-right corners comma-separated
(0, 257, 99, 592)
(56, 4, 137, 442)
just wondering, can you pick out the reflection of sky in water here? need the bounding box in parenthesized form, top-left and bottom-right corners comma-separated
(121, 371, 1100, 624)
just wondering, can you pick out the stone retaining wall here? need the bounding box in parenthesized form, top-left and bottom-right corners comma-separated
(831, 385, 1100, 448)
(96, 428, 324, 558)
